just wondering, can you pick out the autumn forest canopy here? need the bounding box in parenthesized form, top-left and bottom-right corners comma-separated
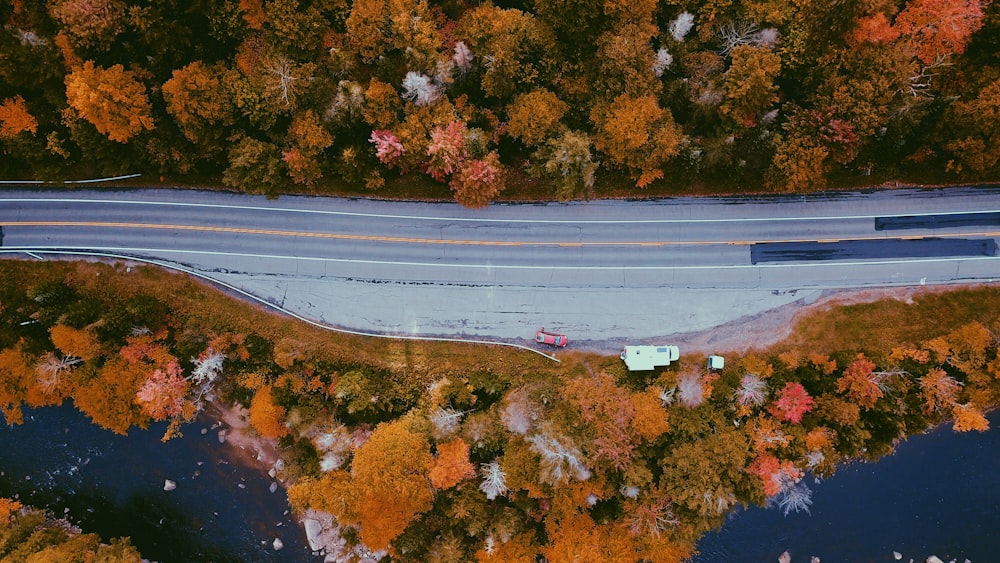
(1, 0, 999, 205)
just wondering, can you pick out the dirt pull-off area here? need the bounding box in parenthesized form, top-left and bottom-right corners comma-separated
(666, 283, 995, 356)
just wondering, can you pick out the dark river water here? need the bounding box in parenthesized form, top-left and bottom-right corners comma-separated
(2, 406, 998, 562)
(695, 410, 1000, 562)
(0, 404, 315, 562)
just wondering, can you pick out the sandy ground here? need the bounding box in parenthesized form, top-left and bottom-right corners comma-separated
(209, 273, 996, 357)
(664, 283, 992, 355)
(202, 401, 284, 478)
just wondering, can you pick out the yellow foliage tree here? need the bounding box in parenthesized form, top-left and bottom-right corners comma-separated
(363, 77, 401, 129)
(506, 89, 568, 147)
(0, 344, 33, 425)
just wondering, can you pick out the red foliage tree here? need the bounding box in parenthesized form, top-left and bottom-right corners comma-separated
(426, 121, 468, 181)
(895, 0, 986, 64)
(769, 382, 815, 424)
(450, 152, 505, 209)
(135, 363, 189, 421)
(852, 13, 900, 45)
(747, 454, 803, 497)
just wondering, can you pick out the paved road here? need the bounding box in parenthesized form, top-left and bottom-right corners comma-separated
(1, 186, 999, 346)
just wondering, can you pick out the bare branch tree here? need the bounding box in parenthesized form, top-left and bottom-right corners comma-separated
(717, 20, 759, 56)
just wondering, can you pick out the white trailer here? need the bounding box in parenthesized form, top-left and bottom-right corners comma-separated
(620, 345, 680, 371)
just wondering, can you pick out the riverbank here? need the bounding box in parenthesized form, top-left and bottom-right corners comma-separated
(0, 405, 314, 561)
(695, 409, 1000, 562)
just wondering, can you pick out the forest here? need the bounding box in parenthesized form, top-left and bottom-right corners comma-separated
(2, 260, 999, 560)
(1, 0, 999, 205)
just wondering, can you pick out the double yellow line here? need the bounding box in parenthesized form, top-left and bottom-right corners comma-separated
(2, 221, 998, 247)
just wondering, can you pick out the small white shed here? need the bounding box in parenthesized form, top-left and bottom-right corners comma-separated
(708, 355, 725, 370)
(620, 345, 680, 371)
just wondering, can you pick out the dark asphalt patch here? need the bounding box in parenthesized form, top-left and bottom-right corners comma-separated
(750, 238, 998, 264)
(875, 212, 1000, 231)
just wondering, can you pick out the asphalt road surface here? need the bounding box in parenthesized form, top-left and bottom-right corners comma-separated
(1, 186, 999, 346)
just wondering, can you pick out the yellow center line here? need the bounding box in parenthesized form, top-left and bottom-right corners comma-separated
(3, 221, 999, 247)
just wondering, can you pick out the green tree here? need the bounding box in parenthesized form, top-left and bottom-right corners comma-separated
(223, 136, 289, 195)
(531, 129, 597, 201)
(720, 45, 782, 128)
(944, 78, 1000, 177)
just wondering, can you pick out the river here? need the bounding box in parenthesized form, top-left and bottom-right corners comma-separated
(694, 410, 1000, 562)
(0, 404, 315, 562)
(2, 405, 998, 562)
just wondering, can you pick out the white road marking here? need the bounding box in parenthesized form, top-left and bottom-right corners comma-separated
(3, 197, 1000, 224)
(3, 246, 997, 270)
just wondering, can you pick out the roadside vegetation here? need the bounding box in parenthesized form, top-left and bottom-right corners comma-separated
(2, 0, 1000, 204)
(0, 497, 143, 562)
(1, 258, 999, 560)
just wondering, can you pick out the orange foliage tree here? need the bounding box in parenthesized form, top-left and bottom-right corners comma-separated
(945, 78, 1000, 177)
(428, 438, 476, 490)
(0, 96, 38, 138)
(334, 418, 433, 551)
(283, 109, 333, 186)
(65, 61, 154, 143)
(952, 402, 990, 432)
(27, 352, 78, 407)
(835, 355, 884, 410)
(591, 93, 682, 188)
(161, 61, 230, 144)
(918, 368, 963, 413)
(47, 0, 126, 50)
(73, 357, 149, 435)
(0, 497, 22, 521)
(249, 385, 288, 439)
(49, 324, 100, 361)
